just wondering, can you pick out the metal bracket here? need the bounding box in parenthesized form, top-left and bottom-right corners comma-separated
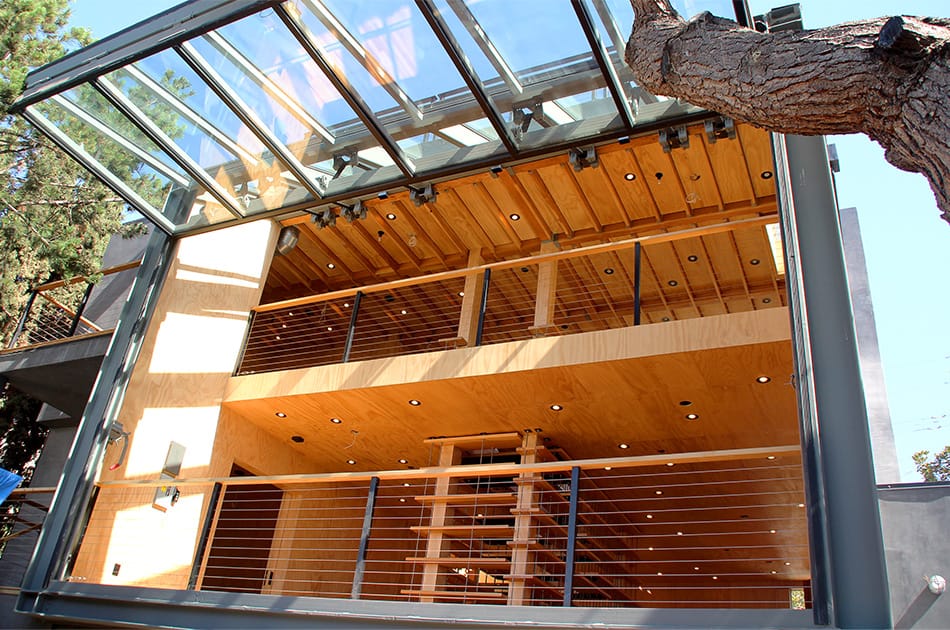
(704, 116, 736, 144)
(659, 126, 690, 152)
(107, 422, 130, 471)
(568, 146, 599, 172)
(339, 200, 367, 223)
(332, 149, 360, 179)
(410, 183, 437, 206)
(512, 101, 543, 135)
(309, 208, 337, 229)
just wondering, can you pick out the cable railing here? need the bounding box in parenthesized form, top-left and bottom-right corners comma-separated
(6, 260, 141, 350)
(237, 216, 785, 375)
(77, 445, 810, 610)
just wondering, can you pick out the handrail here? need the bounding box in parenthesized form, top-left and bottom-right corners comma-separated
(95, 444, 799, 489)
(32, 259, 142, 293)
(254, 214, 779, 314)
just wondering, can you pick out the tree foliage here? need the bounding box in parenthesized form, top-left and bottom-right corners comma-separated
(912, 446, 950, 482)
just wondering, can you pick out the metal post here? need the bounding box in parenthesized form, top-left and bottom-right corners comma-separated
(188, 482, 223, 590)
(68, 283, 96, 336)
(8, 290, 37, 348)
(475, 268, 491, 346)
(774, 134, 890, 628)
(351, 476, 379, 599)
(563, 466, 580, 607)
(633, 242, 642, 325)
(342, 291, 362, 363)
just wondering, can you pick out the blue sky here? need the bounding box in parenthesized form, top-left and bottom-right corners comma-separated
(68, 0, 950, 481)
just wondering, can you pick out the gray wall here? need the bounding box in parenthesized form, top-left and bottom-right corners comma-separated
(879, 483, 950, 629)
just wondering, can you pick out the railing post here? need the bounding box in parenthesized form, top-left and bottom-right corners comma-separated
(188, 482, 222, 590)
(351, 476, 379, 599)
(68, 282, 96, 336)
(474, 269, 491, 346)
(8, 290, 38, 348)
(633, 242, 642, 326)
(563, 465, 580, 607)
(342, 290, 363, 363)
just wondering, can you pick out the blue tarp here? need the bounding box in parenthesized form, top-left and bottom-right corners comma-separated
(0, 468, 23, 503)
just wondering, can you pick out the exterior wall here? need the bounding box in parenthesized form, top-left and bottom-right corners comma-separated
(879, 483, 950, 629)
(67, 219, 316, 590)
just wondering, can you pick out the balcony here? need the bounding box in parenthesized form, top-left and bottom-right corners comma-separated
(71, 440, 810, 610)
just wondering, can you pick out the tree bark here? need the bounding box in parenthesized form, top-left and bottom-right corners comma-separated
(624, 0, 950, 223)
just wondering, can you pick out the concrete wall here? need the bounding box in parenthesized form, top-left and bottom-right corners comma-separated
(879, 483, 950, 629)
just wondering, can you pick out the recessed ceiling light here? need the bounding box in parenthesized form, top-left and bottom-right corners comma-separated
(520, 266, 530, 273)
(403, 482, 411, 487)
(604, 268, 614, 275)
(662, 317, 670, 322)
(399, 498, 407, 503)
(687, 255, 698, 262)
(408, 399, 422, 406)
(750, 258, 761, 265)
(386, 213, 397, 220)
(400, 309, 408, 315)
(771, 570, 777, 575)
(657, 572, 663, 576)
(767, 455, 776, 460)
(327, 262, 336, 269)
(509, 213, 521, 221)
(685, 413, 699, 420)
(668, 280, 678, 287)
(458, 291, 464, 297)
(694, 566, 700, 571)
(712, 576, 718, 580)
(762, 297, 772, 304)
(327, 326, 333, 331)
(655, 490, 663, 495)
(346, 459, 356, 465)
(291, 435, 304, 443)
(275, 412, 287, 418)
(330, 417, 342, 424)
(666, 462, 675, 467)
(679, 400, 692, 406)
(677, 531, 683, 536)
(604, 466, 612, 471)
(756, 376, 772, 384)
(798, 503, 806, 508)
(343, 302, 350, 308)
(769, 529, 777, 534)
(275, 335, 281, 340)
(618, 443, 629, 449)
(761, 170, 773, 179)
(646, 514, 653, 519)
(624, 172, 636, 181)
(648, 546, 654, 551)
(398, 458, 408, 464)
(550, 404, 563, 411)
(785, 562, 792, 566)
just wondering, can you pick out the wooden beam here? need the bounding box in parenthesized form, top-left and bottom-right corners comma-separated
(531, 241, 560, 333)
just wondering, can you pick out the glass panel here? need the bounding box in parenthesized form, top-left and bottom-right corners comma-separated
(290, 0, 506, 174)
(107, 48, 311, 216)
(33, 98, 230, 230)
(207, 10, 403, 194)
(432, 0, 623, 151)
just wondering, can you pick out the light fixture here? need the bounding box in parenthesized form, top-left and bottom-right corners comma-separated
(750, 258, 761, 265)
(648, 547, 654, 551)
(520, 266, 529, 273)
(275, 412, 287, 418)
(327, 262, 336, 269)
(668, 280, 678, 287)
(798, 503, 806, 508)
(291, 435, 304, 443)
(694, 566, 700, 571)
(604, 466, 612, 471)
(771, 570, 777, 575)
(687, 255, 698, 262)
(662, 317, 670, 322)
(403, 482, 411, 487)
(761, 170, 773, 179)
(712, 576, 718, 580)
(646, 514, 653, 519)
(655, 490, 663, 495)
(756, 375, 771, 384)
(785, 562, 792, 566)
(685, 413, 699, 421)
(767, 455, 776, 460)
(677, 531, 683, 536)
(330, 417, 342, 424)
(399, 498, 407, 503)
(400, 309, 408, 315)
(624, 172, 636, 181)
(618, 443, 629, 449)
(344, 302, 350, 308)
(666, 462, 675, 467)
(679, 400, 692, 406)
(604, 268, 614, 275)
(408, 399, 422, 406)
(769, 529, 777, 534)
(327, 326, 333, 331)
(458, 291, 465, 297)
(398, 458, 408, 464)
(386, 213, 397, 220)
(346, 459, 356, 465)
(762, 297, 772, 304)
(509, 213, 521, 221)
(550, 404, 563, 411)
(657, 572, 663, 576)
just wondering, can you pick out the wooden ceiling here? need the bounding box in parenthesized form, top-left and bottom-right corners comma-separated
(264, 121, 779, 305)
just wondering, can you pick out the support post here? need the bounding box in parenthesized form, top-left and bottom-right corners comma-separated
(68, 283, 96, 336)
(419, 444, 463, 602)
(633, 242, 642, 325)
(342, 291, 362, 363)
(508, 432, 540, 606)
(188, 482, 222, 590)
(529, 240, 561, 336)
(8, 290, 37, 348)
(351, 476, 379, 599)
(774, 134, 890, 629)
(453, 250, 485, 346)
(563, 466, 580, 607)
(474, 269, 491, 346)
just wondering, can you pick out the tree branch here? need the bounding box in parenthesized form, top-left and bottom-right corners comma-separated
(625, 1, 950, 223)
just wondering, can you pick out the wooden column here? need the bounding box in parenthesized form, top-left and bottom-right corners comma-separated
(529, 240, 560, 337)
(447, 250, 484, 347)
(508, 432, 540, 605)
(418, 443, 463, 602)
